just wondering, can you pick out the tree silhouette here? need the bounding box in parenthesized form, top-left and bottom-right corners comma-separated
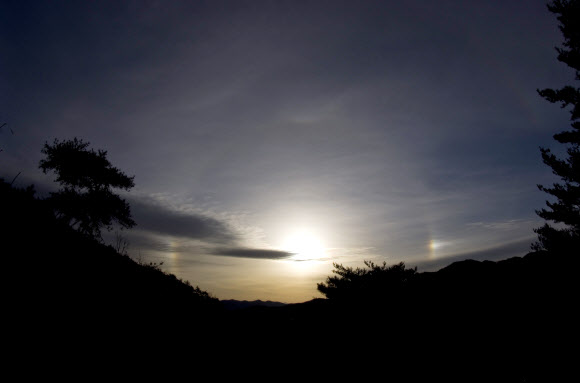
(534, 0, 580, 255)
(39, 138, 135, 241)
(317, 260, 417, 302)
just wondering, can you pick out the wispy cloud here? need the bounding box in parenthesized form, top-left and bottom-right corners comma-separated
(128, 196, 237, 243)
(125, 195, 300, 261)
(467, 219, 536, 231)
(210, 247, 293, 260)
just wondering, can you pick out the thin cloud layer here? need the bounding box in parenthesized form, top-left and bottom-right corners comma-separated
(127, 197, 295, 260)
(0, 0, 569, 301)
(211, 247, 294, 260)
(129, 196, 237, 243)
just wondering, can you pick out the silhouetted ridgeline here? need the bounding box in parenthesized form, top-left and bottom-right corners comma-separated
(220, 299, 287, 311)
(2, 178, 576, 379)
(2, 179, 223, 334)
(226, 252, 577, 380)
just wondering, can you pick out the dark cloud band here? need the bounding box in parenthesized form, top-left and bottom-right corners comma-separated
(211, 247, 294, 259)
(129, 197, 237, 243)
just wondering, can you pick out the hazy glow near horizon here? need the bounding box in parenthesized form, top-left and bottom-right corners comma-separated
(0, 1, 562, 302)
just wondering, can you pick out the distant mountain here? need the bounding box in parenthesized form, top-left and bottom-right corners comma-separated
(220, 299, 287, 311)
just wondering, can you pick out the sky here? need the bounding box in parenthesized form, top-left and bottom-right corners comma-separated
(0, 0, 574, 302)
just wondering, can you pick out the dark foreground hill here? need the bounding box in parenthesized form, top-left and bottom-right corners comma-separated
(2, 179, 576, 380)
(230, 250, 577, 326)
(220, 299, 287, 311)
(224, 250, 577, 380)
(2, 180, 223, 332)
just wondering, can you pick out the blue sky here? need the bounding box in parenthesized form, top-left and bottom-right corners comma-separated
(0, 0, 573, 302)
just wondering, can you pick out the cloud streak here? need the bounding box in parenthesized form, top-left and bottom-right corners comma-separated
(128, 196, 237, 243)
(1, 0, 568, 301)
(210, 247, 294, 260)
(126, 196, 296, 260)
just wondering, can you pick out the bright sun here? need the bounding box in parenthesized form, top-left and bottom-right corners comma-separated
(281, 230, 326, 261)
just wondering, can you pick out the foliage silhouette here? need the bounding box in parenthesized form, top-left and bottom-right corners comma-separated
(3, 165, 577, 380)
(3, 137, 224, 348)
(39, 137, 135, 241)
(1, 176, 222, 328)
(317, 260, 417, 303)
(534, 0, 580, 255)
(311, 253, 577, 381)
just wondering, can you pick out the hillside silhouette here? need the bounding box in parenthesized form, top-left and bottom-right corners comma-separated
(2, 175, 576, 380)
(2, 179, 223, 332)
(226, 252, 576, 381)
(3, 1, 577, 373)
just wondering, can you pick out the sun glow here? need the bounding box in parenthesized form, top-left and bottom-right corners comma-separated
(281, 230, 327, 261)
